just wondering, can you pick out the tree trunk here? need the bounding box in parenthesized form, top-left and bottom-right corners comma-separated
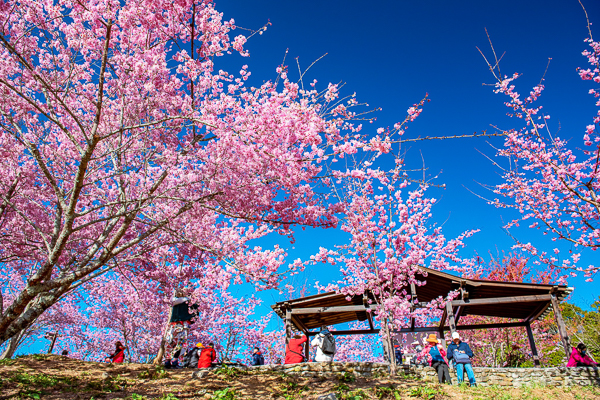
(152, 304, 173, 365)
(0, 329, 24, 359)
(383, 319, 396, 376)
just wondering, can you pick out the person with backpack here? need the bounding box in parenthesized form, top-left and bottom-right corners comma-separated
(311, 327, 336, 362)
(284, 334, 308, 364)
(198, 342, 217, 368)
(417, 334, 452, 384)
(251, 347, 265, 366)
(182, 343, 202, 368)
(447, 332, 476, 386)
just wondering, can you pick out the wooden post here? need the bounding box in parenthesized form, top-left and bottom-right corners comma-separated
(304, 331, 310, 361)
(46, 332, 58, 354)
(525, 322, 540, 367)
(445, 301, 457, 334)
(550, 294, 571, 358)
(285, 309, 292, 347)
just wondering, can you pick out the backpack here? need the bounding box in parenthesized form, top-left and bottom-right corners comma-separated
(320, 333, 336, 355)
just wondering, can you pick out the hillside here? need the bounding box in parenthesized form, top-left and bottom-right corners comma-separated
(0, 355, 599, 400)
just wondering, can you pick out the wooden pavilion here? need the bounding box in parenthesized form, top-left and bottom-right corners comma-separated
(271, 267, 572, 365)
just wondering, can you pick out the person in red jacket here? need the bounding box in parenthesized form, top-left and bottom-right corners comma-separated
(198, 342, 217, 368)
(567, 343, 598, 367)
(284, 334, 307, 364)
(106, 341, 126, 363)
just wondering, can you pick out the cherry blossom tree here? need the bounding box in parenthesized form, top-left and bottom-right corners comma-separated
(312, 120, 478, 373)
(44, 267, 283, 364)
(0, 0, 371, 347)
(460, 253, 562, 367)
(486, 19, 600, 280)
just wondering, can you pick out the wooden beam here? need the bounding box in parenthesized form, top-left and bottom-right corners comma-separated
(451, 294, 552, 307)
(363, 294, 375, 330)
(454, 321, 526, 330)
(410, 283, 417, 330)
(394, 321, 528, 334)
(439, 308, 447, 331)
(550, 294, 571, 359)
(307, 329, 380, 336)
(526, 302, 550, 322)
(445, 301, 457, 334)
(285, 309, 292, 346)
(290, 314, 309, 334)
(525, 322, 540, 367)
(290, 305, 368, 314)
(455, 306, 465, 324)
(366, 311, 374, 330)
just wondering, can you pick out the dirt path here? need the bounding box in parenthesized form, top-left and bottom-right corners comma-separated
(1, 355, 599, 399)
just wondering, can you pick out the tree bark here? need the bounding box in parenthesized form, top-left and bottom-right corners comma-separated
(0, 329, 24, 359)
(152, 304, 173, 365)
(383, 319, 396, 376)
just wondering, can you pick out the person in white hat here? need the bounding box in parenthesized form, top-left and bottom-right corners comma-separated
(447, 332, 476, 386)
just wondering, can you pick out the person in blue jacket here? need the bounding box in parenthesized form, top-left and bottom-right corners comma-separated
(251, 347, 265, 366)
(447, 332, 476, 386)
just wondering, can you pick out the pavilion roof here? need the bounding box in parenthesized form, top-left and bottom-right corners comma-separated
(271, 267, 572, 334)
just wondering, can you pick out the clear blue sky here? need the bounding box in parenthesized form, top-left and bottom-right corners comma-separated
(19, 0, 600, 356)
(214, 0, 600, 317)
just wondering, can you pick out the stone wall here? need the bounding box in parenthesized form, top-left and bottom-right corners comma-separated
(245, 362, 389, 378)
(218, 362, 600, 388)
(412, 365, 600, 388)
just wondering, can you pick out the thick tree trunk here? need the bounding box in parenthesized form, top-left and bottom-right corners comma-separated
(0, 329, 24, 359)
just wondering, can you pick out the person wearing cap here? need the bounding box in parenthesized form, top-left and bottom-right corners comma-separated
(447, 331, 476, 386)
(198, 342, 217, 368)
(416, 334, 452, 384)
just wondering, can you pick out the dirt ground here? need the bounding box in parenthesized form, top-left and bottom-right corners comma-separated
(0, 355, 599, 400)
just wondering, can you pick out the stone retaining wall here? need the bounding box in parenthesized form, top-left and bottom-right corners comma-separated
(245, 362, 389, 378)
(208, 362, 600, 388)
(412, 365, 600, 388)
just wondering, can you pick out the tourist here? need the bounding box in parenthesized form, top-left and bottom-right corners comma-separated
(251, 347, 265, 366)
(417, 334, 452, 384)
(311, 327, 336, 362)
(182, 343, 202, 368)
(198, 342, 217, 368)
(106, 341, 126, 363)
(567, 343, 598, 368)
(394, 342, 403, 365)
(165, 289, 198, 367)
(284, 334, 308, 364)
(447, 332, 476, 386)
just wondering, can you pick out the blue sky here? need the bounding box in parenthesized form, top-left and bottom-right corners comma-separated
(213, 0, 600, 317)
(17, 0, 600, 357)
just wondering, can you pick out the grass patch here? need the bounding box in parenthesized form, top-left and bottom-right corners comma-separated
(137, 365, 169, 380)
(280, 381, 307, 400)
(338, 371, 357, 383)
(215, 365, 246, 381)
(409, 385, 446, 399)
(212, 387, 237, 400)
(372, 386, 402, 399)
